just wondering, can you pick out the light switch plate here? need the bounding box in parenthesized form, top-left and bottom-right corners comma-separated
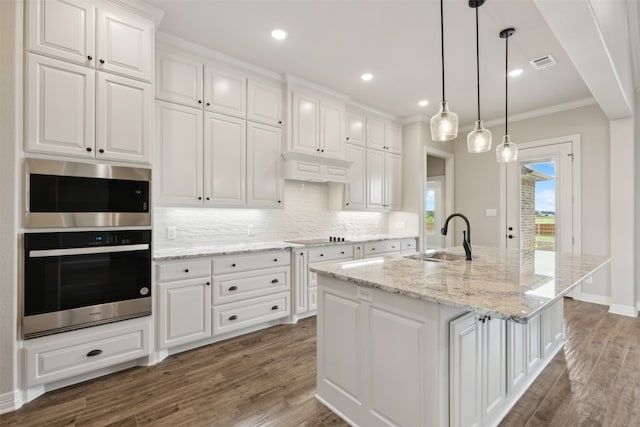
(247, 224, 255, 236)
(486, 209, 497, 217)
(167, 227, 177, 240)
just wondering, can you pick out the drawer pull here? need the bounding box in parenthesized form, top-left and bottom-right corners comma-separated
(271, 305, 279, 310)
(391, 246, 396, 249)
(320, 254, 324, 257)
(229, 315, 238, 321)
(273, 258, 278, 262)
(372, 248, 376, 251)
(87, 349, 103, 357)
(232, 263, 236, 267)
(184, 269, 189, 273)
(271, 279, 278, 284)
(229, 285, 238, 291)
(340, 251, 345, 255)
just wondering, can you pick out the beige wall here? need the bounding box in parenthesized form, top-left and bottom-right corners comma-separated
(426, 155, 445, 177)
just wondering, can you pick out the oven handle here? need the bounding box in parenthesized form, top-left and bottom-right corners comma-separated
(29, 244, 150, 258)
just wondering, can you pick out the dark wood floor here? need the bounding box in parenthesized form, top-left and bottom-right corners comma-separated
(1, 299, 639, 427)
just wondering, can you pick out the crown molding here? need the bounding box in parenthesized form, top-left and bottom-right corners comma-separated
(283, 75, 350, 101)
(103, 0, 164, 28)
(401, 114, 429, 125)
(346, 100, 397, 121)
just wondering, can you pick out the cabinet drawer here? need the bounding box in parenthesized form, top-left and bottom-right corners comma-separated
(213, 250, 290, 274)
(157, 259, 211, 282)
(401, 238, 417, 253)
(213, 293, 289, 336)
(24, 318, 150, 387)
(363, 240, 401, 256)
(307, 245, 353, 263)
(213, 267, 290, 305)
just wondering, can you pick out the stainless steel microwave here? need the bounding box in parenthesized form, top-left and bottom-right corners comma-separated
(24, 159, 151, 228)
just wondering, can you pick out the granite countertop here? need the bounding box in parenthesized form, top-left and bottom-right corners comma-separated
(309, 246, 610, 324)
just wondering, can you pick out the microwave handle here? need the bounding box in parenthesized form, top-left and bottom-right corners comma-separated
(29, 244, 150, 258)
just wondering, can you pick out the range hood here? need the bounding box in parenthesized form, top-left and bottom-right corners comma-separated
(282, 152, 353, 184)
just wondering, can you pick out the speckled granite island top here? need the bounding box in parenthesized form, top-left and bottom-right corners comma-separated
(310, 246, 610, 323)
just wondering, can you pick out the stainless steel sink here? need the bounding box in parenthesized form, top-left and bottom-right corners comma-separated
(405, 252, 469, 262)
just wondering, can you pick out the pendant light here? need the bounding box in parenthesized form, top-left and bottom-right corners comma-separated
(467, 0, 491, 153)
(496, 28, 518, 163)
(430, 0, 458, 141)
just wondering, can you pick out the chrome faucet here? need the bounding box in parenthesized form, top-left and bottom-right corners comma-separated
(441, 213, 472, 261)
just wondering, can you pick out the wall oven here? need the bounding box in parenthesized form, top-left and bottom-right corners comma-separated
(25, 159, 150, 228)
(23, 230, 152, 339)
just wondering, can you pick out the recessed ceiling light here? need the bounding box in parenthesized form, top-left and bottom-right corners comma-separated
(418, 100, 429, 107)
(361, 73, 373, 81)
(271, 29, 287, 40)
(509, 68, 523, 77)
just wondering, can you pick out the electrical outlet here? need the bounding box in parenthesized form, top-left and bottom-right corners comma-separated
(395, 221, 406, 229)
(357, 286, 373, 302)
(247, 224, 255, 236)
(585, 274, 593, 284)
(167, 227, 177, 240)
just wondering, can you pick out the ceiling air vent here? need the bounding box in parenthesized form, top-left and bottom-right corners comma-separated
(529, 54, 557, 70)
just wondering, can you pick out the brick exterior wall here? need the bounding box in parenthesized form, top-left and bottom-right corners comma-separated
(520, 179, 536, 251)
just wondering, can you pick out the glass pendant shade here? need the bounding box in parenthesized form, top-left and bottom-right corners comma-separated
(495, 134, 518, 163)
(430, 101, 458, 141)
(467, 120, 492, 153)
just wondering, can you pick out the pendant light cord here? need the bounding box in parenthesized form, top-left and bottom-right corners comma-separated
(505, 35, 509, 135)
(440, 0, 445, 102)
(475, 7, 480, 121)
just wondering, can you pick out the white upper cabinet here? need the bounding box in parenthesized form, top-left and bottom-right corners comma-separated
(385, 123, 403, 154)
(366, 118, 385, 150)
(26, 53, 95, 158)
(346, 113, 365, 147)
(204, 113, 247, 206)
(155, 101, 204, 206)
(320, 100, 345, 159)
(204, 67, 247, 118)
(247, 122, 283, 207)
(344, 143, 366, 209)
(247, 80, 282, 127)
(155, 51, 203, 108)
(367, 149, 385, 209)
(96, 72, 151, 164)
(291, 92, 320, 155)
(27, 0, 153, 82)
(96, 9, 153, 82)
(27, 0, 96, 66)
(385, 152, 402, 210)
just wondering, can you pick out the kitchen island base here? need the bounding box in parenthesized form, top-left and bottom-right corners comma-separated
(316, 276, 565, 427)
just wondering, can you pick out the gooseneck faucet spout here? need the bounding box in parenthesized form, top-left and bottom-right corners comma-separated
(441, 213, 472, 261)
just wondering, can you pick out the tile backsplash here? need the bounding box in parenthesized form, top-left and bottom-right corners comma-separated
(154, 181, 389, 248)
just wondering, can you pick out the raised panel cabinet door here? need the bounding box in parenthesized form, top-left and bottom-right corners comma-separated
(366, 118, 385, 150)
(96, 9, 153, 82)
(450, 313, 482, 427)
(346, 113, 365, 147)
(26, 53, 95, 158)
(27, 0, 96, 66)
(527, 314, 542, 374)
(155, 101, 203, 206)
(155, 51, 203, 108)
(319, 100, 345, 159)
(541, 304, 555, 358)
(482, 318, 508, 426)
(247, 122, 283, 207)
(204, 113, 246, 206)
(384, 152, 402, 210)
(366, 149, 385, 209)
(291, 92, 320, 155)
(96, 72, 151, 164)
(507, 321, 527, 395)
(203, 67, 247, 118)
(344, 143, 366, 209)
(247, 80, 282, 127)
(158, 278, 212, 349)
(293, 250, 308, 315)
(385, 123, 402, 154)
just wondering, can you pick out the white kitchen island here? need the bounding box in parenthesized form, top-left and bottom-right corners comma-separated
(310, 247, 610, 427)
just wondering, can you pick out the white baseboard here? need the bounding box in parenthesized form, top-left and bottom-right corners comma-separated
(315, 394, 358, 427)
(575, 292, 611, 307)
(608, 303, 639, 318)
(0, 390, 21, 415)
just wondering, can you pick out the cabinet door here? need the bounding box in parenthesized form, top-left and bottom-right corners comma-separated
(320, 100, 345, 159)
(155, 101, 203, 206)
(385, 123, 403, 154)
(27, 0, 96, 66)
(366, 149, 385, 209)
(26, 54, 95, 158)
(507, 321, 527, 395)
(366, 118, 385, 150)
(541, 305, 555, 358)
(96, 72, 151, 164)
(293, 250, 308, 315)
(158, 278, 212, 349)
(96, 9, 153, 82)
(450, 313, 482, 427)
(482, 318, 507, 426)
(291, 92, 320, 155)
(385, 152, 402, 210)
(155, 51, 203, 108)
(247, 80, 282, 127)
(204, 113, 246, 206)
(346, 113, 365, 147)
(203, 67, 246, 118)
(344, 144, 366, 209)
(527, 313, 542, 373)
(247, 122, 282, 207)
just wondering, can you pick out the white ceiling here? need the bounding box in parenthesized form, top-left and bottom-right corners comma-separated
(145, 0, 593, 125)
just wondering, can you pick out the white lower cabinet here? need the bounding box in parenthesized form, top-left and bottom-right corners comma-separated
(363, 239, 402, 258)
(24, 317, 150, 387)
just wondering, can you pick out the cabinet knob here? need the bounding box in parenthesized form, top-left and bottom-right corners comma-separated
(232, 263, 236, 267)
(87, 55, 93, 61)
(320, 254, 324, 257)
(321, 149, 324, 152)
(184, 269, 189, 273)
(271, 305, 279, 311)
(206, 282, 210, 286)
(273, 258, 278, 262)
(98, 149, 104, 153)
(278, 120, 282, 124)
(198, 100, 202, 104)
(372, 248, 375, 251)
(508, 235, 514, 239)
(229, 315, 238, 321)
(271, 279, 279, 284)
(206, 197, 210, 200)
(340, 251, 345, 255)
(278, 200, 282, 203)
(86, 147, 92, 152)
(229, 285, 238, 291)
(198, 197, 202, 200)
(206, 102, 210, 106)
(86, 349, 103, 357)
(316, 148, 320, 152)
(346, 203, 349, 206)
(391, 246, 396, 249)
(99, 59, 105, 64)
(346, 137, 350, 140)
